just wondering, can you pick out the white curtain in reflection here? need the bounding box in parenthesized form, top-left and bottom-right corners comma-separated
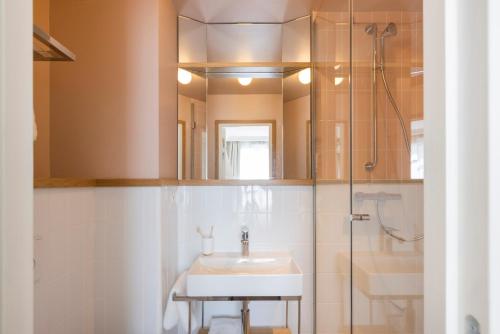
(221, 141, 269, 180)
(222, 141, 241, 179)
(239, 142, 269, 179)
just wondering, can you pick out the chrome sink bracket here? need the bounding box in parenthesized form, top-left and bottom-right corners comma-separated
(188, 301, 192, 333)
(201, 301, 205, 328)
(286, 300, 289, 328)
(172, 293, 302, 334)
(298, 300, 301, 333)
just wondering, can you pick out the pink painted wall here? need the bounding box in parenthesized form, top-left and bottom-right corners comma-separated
(33, 0, 50, 178)
(283, 95, 310, 179)
(159, 0, 179, 178)
(49, 0, 177, 178)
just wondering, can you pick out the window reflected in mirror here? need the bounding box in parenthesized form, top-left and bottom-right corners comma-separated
(217, 122, 275, 180)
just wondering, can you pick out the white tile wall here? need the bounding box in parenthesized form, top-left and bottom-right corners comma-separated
(315, 183, 424, 334)
(35, 185, 313, 334)
(34, 187, 163, 334)
(34, 183, 422, 334)
(168, 185, 314, 334)
(94, 188, 163, 334)
(34, 188, 96, 334)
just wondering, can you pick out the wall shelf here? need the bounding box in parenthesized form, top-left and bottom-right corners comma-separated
(179, 62, 310, 77)
(34, 178, 314, 188)
(33, 25, 76, 62)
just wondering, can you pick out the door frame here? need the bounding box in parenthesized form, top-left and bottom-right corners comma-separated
(424, 0, 500, 332)
(0, 0, 34, 333)
(214, 120, 277, 179)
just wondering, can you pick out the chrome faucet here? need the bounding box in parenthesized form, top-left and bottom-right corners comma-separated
(241, 226, 249, 256)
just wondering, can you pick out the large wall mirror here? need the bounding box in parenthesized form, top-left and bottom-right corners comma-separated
(177, 16, 312, 181)
(177, 69, 311, 180)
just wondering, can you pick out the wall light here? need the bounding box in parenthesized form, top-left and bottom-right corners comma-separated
(334, 77, 344, 86)
(298, 68, 311, 85)
(178, 69, 192, 85)
(238, 77, 253, 86)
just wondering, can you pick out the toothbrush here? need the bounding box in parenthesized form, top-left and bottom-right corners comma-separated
(196, 227, 207, 238)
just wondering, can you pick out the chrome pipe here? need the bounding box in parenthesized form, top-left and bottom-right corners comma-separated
(364, 23, 378, 171)
(364, 22, 412, 174)
(241, 226, 249, 257)
(241, 301, 251, 334)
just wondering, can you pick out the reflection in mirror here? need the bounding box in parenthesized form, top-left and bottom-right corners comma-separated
(177, 69, 311, 181)
(217, 121, 276, 180)
(207, 77, 283, 180)
(177, 70, 207, 180)
(283, 69, 311, 179)
(177, 121, 186, 179)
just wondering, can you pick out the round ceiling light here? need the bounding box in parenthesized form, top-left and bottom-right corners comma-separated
(177, 69, 192, 85)
(238, 77, 253, 86)
(298, 68, 311, 85)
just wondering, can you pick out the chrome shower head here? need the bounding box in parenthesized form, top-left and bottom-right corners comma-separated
(365, 23, 377, 35)
(381, 22, 397, 38)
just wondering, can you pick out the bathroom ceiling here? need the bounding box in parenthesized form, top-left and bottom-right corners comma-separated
(173, 0, 422, 23)
(172, 0, 316, 23)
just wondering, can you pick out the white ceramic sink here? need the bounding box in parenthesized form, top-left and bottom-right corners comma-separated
(338, 252, 423, 298)
(186, 252, 303, 297)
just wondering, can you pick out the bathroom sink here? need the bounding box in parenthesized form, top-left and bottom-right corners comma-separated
(186, 252, 303, 297)
(338, 252, 423, 298)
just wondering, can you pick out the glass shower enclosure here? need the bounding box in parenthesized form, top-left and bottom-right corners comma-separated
(313, 0, 424, 333)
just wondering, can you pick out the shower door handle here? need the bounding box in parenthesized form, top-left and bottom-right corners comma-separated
(350, 214, 371, 221)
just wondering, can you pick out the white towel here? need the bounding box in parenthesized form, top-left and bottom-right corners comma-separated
(33, 110, 38, 142)
(163, 271, 198, 332)
(209, 317, 242, 334)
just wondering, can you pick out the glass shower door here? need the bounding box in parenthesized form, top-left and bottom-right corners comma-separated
(313, 3, 352, 333)
(350, 1, 424, 333)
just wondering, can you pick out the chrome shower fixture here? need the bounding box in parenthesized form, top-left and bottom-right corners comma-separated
(364, 22, 412, 172)
(364, 23, 378, 171)
(381, 22, 397, 38)
(364, 23, 377, 35)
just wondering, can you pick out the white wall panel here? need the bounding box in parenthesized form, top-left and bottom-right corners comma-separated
(169, 185, 313, 334)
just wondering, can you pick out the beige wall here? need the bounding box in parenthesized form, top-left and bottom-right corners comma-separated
(314, 10, 423, 181)
(283, 95, 310, 179)
(48, 0, 177, 178)
(282, 16, 311, 62)
(159, 0, 179, 178)
(178, 94, 206, 179)
(178, 16, 207, 63)
(206, 94, 283, 179)
(33, 0, 50, 177)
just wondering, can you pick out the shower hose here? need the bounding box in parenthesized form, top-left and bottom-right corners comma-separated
(375, 38, 423, 243)
(375, 199, 424, 243)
